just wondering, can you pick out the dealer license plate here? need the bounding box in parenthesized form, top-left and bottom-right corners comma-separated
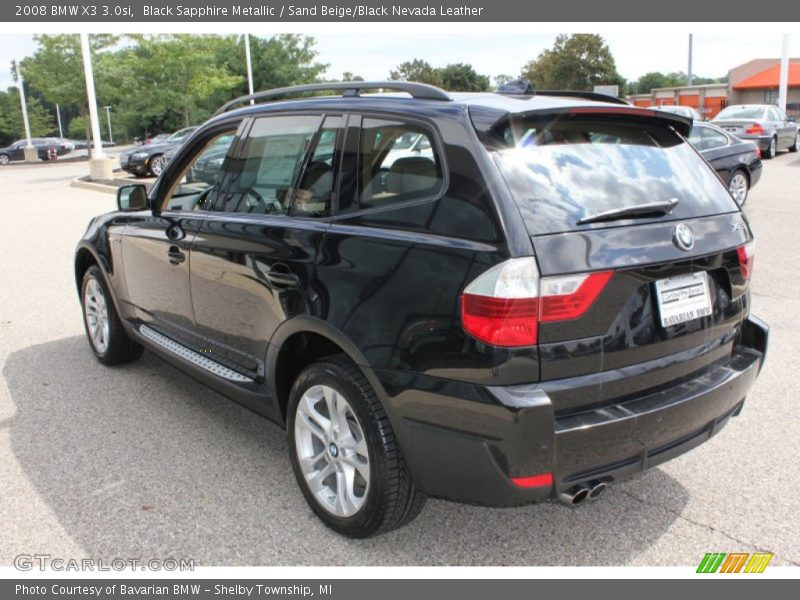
(654, 272, 713, 328)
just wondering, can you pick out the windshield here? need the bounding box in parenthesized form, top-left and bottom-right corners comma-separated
(715, 106, 767, 120)
(490, 116, 738, 235)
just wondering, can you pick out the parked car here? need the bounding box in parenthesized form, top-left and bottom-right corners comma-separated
(712, 104, 798, 158)
(119, 126, 198, 177)
(143, 133, 169, 146)
(0, 138, 59, 163)
(75, 81, 767, 538)
(650, 104, 704, 121)
(688, 122, 762, 206)
(49, 137, 75, 155)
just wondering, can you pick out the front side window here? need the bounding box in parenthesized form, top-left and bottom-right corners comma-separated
(161, 130, 237, 212)
(216, 114, 342, 216)
(358, 118, 443, 210)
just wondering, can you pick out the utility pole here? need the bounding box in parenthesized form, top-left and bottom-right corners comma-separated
(778, 34, 789, 111)
(687, 34, 693, 86)
(245, 33, 255, 104)
(15, 61, 37, 162)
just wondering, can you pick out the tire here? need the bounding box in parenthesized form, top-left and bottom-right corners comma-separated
(80, 265, 143, 366)
(790, 132, 799, 153)
(149, 154, 164, 177)
(287, 355, 425, 538)
(764, 136, 777, 159)
(0, 153, 9, 165)
(728, 169, 750, 207)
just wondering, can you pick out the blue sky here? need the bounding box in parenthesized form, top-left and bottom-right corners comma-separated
(0, 32, 794, 90)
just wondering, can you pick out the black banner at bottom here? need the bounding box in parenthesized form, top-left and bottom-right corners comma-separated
(3, 579, 796, 600)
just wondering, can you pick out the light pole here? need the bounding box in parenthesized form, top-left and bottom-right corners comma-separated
(15, 61, 37, 162)
(244, 33, 254, 104)
(103, 106, 113, 145)
(56, 103, 63, 138)
(778, 34, 790, 112)
(80, 32, 113, 180)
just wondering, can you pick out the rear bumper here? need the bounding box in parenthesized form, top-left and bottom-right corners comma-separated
(381, 316, 768, 505)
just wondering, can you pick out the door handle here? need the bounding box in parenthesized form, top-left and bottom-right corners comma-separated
(265, 266, 300, 288)
(167, 246, 185, 265)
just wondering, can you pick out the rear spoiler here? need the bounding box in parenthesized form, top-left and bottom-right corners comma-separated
(469, 104, 693, 141)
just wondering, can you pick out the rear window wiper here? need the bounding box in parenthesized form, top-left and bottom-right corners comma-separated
(577, 198, 680, 225)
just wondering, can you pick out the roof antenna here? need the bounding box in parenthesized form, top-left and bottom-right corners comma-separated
(496, 79, 535, 96)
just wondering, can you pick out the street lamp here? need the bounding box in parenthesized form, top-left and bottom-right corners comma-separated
(103, 105, 113, 145)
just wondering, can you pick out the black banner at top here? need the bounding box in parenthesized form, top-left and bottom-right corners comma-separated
(4, 0, 800, 22)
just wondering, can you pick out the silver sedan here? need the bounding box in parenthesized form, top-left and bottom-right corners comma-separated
(712, 104, 799, 158)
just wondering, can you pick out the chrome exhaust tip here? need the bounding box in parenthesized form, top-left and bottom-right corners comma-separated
(558, 484, 589, 506)
(587, 481, 608, 501)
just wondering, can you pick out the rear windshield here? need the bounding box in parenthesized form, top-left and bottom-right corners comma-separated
(490, 116, 738, 236)
(716, 106, 767, 120)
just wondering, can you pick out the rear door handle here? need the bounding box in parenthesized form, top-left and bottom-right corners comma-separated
(167, 246, 185, 265)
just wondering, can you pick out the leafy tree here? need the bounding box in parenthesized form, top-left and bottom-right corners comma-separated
(389, 59, 442, 86)
(0, 86, 55, 145)
(20, 34, 117, 150)
(438, 63, 491, 92)
(520, 34, 626, 95)
(341, 72, 364, 82)
(494, 74, 516, 88)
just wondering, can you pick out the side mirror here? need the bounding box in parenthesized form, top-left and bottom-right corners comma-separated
(117, 184, 148, 211)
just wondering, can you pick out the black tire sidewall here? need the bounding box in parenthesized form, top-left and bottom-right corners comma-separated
(286, 360, 389, 537)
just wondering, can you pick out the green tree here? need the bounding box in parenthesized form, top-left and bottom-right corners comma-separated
(341, 72, 364, 82)
(0, 86, 55, 145)
(20, 34, 117, 149)
(438, 63, 491, 92)
(125, 35, 243, 130)
(389, 59, 442, 86)
(520, 34, 626, 95)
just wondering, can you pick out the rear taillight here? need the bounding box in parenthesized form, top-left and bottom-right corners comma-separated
(737, 241, 755, 280)
(745, 124, 765, 135)
(460, 258, 613, 347)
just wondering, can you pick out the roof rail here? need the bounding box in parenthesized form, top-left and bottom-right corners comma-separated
(534, 90, 630, 106)
(214, 81, 451, 115)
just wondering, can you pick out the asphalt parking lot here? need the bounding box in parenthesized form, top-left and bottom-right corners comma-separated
(0, 153, 798, 567)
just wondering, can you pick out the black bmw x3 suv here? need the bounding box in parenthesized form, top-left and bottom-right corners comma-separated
(75, 81, 768, 537)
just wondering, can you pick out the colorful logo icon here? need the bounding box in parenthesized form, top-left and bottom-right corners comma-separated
(697, 552, 773, 573)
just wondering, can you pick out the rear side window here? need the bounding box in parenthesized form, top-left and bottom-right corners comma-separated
(701, 127, 728, 150)
(358, 118, 443, 210)
(490, 115, 739, 236)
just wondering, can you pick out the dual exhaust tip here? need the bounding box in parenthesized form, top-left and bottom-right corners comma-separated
(559, 480, 608, 506)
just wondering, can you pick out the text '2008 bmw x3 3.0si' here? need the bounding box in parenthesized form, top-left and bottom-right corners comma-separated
(75, 80, 768, 537)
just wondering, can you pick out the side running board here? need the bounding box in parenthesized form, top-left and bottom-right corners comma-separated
(139, 324, 253, 383)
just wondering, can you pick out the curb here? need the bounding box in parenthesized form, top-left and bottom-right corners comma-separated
(69, 177, 119, 195)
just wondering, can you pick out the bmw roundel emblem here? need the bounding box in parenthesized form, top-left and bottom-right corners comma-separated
(673, 223, 694, 251)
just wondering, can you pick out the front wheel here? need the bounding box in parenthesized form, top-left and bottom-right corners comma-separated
(728, 169, 750, 207)
(790, 132, 799, 153)
(81, 265, 143, 365)
(287, 356, 425, 537)
(0, 153, 9, 165)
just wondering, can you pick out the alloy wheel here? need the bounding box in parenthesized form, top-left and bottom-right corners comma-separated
(728, 172, 748, 206)
(294, 384, 370, 518)
(0, 154, 9, 165)
(770, 137, 777, 157)
(83, 277, 110, 353)
(151, 156, 164, 176)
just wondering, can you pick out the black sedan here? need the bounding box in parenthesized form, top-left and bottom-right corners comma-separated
(0, 138, 60, 164)
(118, 126, 197, 177)
(688, 122, 762, 207)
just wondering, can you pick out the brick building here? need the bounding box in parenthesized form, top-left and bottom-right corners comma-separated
(628, 58, 800, 118)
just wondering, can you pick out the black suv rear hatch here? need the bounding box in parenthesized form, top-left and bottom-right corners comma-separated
(485, 107, 752, 415)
